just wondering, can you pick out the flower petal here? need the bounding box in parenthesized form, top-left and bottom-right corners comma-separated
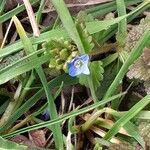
(67, 54, 90, 77)
(42, 109, 50, 120)
(80, 54, 89, 64)
(81, 64, 90, 75)
(68, 63, 81, 77)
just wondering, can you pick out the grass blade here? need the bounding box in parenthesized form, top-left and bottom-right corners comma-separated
(3, 92, 126, 138)
(13, 16, 64, 149)
(116, 0, 127, 45)
(104, 95, 150, 148)
(0, 0, 39, 23)
(0, 74, 78, 132)
(0, 49, 48, 85)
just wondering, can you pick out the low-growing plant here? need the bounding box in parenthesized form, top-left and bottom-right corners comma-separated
(0, 0, 150, 149)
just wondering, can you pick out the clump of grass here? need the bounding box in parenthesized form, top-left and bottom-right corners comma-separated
(0, 0, 150, 149)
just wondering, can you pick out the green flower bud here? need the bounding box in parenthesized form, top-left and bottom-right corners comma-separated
(64, 41, 70, 47)
(57, 37, 64, 44)
(42, 41, 54, 50)
(42, 42, 48, 49)
(56, 64, 63, 70)
(68, 45, 72, 50)
(49, 59, 57, 68)
(66, 56, 73, 63)
(59, 48, 69, 60)
(88, 36, 92, 43)
(49, 48, 58, 57)
(84, 30, 89, 36)
(56, 58, 62, 65)
(49, 64, 55, 69)
(80, 23, 85, 29)
(63, 62, 68, 72)
(55, 55, 59, 59)
(71, 51, 78, 57)
(71, 45, 77, 51)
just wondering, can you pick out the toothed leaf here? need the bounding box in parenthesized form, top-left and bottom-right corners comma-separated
(79, 61, 104, 90)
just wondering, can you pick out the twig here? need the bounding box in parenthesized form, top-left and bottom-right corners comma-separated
(1, 18, 13, 48)
(22, 0, 40, 36)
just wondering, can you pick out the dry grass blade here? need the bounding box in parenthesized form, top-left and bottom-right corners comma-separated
(82, 114, 129, 136)
(90, 126, 121, 144)
(65, 0, 112, 6)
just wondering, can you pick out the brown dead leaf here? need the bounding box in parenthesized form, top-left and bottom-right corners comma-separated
(143, 48, 150, 66)
(10, 135, 36, 149)
(127, 47, 150, 95)
(45, 0, 112, 13)
(6, 0, 112, 11)
(144, 80, 150, 94)
(127, 57, 150, 81)
(64, 0, 112, 6)
(90, 126, 121, 144)
(6, 0, 23, 10)
(29, 130, 46, 147)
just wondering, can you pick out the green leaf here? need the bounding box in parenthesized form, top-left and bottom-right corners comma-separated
(123, 121, 145, 148)
(136, 111, 150, 119)
(85, 15, 128, 34)
(51, 0, 85, 54)
(79, 61, 104, 90)
(76, 22, 94, 53)
(77, 11, 94, 22)
(76, 11, 95, 53)
(0, 51, 24, 70)
(86, 1, 149, 34)
(0, 137, 27, 150)
(116, 0, 127, 45)
(13, 15, 63, 149)
(0, 29, 68, 59)
(0, 0, 6, 15)
(86, 0, 142, 17)
(97, 62, 119, 99)
(0, 50, 49, 85)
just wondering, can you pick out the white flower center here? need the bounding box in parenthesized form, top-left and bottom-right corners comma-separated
(74, 59, 83, 68)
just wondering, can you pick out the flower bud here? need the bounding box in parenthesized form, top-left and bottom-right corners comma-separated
(56, 58, 62, 65)
(59, 48, 69, 60)
(49, 48, 58, 57)
(49, 59, 57, 68)
(63, 62, 68, 72)
(71, 51, 78, 57)
(56, 64, 63, 70)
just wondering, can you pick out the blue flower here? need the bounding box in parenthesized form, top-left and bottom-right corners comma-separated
(42, 109, 50, 121)
(68, 54, 90, 77)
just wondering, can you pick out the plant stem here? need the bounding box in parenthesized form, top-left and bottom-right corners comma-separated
(87, 77, 98, 102)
